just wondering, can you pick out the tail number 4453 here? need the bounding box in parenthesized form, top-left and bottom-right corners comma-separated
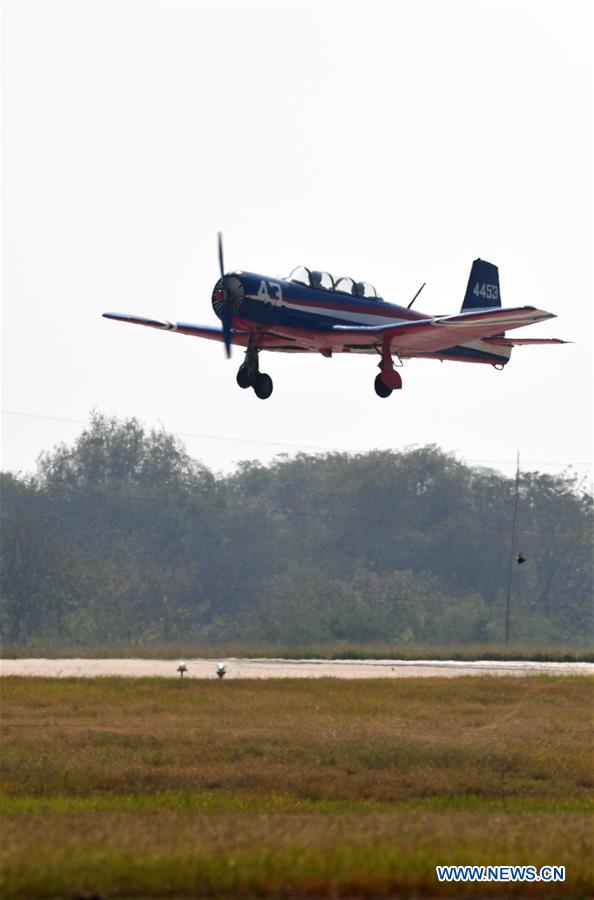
(473, 282, 499, 300)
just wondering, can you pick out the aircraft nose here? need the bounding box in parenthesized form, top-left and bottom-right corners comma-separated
(211, 275, 245, 320)
(212, 284, 226, 311)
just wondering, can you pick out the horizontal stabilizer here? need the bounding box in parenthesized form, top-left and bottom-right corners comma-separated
(483, 336, 569, 347)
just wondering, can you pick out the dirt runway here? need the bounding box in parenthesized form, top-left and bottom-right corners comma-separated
(1, 658, 592, 678)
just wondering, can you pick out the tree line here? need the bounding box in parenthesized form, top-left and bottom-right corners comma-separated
(1, 412, 592, 646)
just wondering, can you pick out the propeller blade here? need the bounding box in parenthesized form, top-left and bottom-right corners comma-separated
(217, 232, 225, 278)
(221, 307, 232, 358)
(216, 233, 232, 357)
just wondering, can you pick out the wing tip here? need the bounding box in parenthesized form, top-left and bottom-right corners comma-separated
(103, 312, 131, 322)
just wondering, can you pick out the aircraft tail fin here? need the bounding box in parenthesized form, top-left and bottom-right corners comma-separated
(461, 259, 501, 311)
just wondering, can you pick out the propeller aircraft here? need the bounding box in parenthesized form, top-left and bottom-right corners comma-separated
(103, 235, 566, 399)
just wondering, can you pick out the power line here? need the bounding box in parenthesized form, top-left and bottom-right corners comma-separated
(2, 409, 591, 468)
(2, 410, 342, 453)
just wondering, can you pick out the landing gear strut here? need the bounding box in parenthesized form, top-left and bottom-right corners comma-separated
(236, 339, 274, 399)
(374, 340, 403, 397)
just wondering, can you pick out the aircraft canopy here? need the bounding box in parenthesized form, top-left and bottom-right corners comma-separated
(287, 266, 380, 299)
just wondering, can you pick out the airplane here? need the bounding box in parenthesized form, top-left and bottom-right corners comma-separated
(103, 234, 567, 399)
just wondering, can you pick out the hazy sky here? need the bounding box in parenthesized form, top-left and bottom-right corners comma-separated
(2, 0, 592, 482)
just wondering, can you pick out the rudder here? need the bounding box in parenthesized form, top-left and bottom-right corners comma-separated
(462, 259, 501, 311)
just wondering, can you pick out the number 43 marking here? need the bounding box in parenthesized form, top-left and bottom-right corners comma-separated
(473, 282, 499, 300)
(258, 281, 284, 306)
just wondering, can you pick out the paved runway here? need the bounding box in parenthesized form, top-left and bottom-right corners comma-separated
(2, 657, 592, 678)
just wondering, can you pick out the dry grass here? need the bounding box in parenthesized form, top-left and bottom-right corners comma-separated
(1, 676, 593, 897)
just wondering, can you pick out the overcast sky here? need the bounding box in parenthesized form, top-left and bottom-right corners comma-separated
(2, 0, 592, 482)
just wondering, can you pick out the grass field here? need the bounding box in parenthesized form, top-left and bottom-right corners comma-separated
(1, 676, 593, 898)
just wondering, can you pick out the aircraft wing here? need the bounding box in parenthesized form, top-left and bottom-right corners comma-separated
(102, 312, 312, 351)
(102, 313, 244, 341)
(104, 306, 562, 355)
(274, 306, 556, 355)
(296, 306, 559, 353)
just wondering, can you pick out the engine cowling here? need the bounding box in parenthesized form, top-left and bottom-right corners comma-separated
(211, 275, 244, 321)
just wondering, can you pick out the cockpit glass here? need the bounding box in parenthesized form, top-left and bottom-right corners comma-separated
(287, 266, 311, 287)
(335, 277, 356, 295)
(310, 270, 334, 290)
(357, 281, 378, 299)
(286, 267, 381, 299)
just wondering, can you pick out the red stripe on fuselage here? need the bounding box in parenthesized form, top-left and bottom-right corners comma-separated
(280, 295, 429, 321)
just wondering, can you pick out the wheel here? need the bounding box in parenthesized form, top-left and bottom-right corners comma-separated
(374, 373, 393, 398)
(253, 372, 273, 400)
(236, 365, 253, 389)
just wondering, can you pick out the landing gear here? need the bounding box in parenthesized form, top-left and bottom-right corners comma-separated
(236, 339, 274, 399)
(254, 372, 273, 400)
(374, 373, 393, 398)
(236, 365, 252, 389)
(374, 341, 403, 397)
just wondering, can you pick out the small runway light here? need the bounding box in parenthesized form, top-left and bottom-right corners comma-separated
(177, 661, 188, 678)
(216, 663, 227, 679)
(516, 553, 526, 564)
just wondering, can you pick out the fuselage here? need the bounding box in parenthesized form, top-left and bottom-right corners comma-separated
(213, 271, 511, 366)
(218, 271, 428, 329)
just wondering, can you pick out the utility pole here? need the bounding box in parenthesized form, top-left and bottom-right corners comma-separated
(504, 451, 521, 644)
